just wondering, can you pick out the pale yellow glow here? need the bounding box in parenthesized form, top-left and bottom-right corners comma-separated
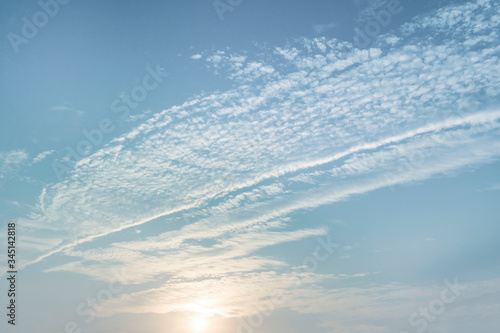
(191, 316, 208, 332)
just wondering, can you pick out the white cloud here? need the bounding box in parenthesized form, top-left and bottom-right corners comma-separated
(485, 182, 500, 191)
(20, 0, 500, 262)
(50, 105, 85, 116)
(313, 22, 339, 34)
(0, 150, 28, 179)
(0, 150, 28, 165)
(31, 150, 55, 164)
(20, 0, 499, 247)
(15, 0, 500, 328)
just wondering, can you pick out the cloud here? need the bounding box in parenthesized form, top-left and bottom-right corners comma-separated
(313, 22, 339, 34)
(0, 150, 28, 179)
(14, 0, 500, 328)
(485, 182, 500, 191)
(31, 150, 55, 164)
(191, 54, 202, 60)
(204, 52, 275, 82)
(126, 110, 152, 122)
(355, 0, 392, 23)
(0, 150, 28, 165)
(50, 105, 85, 116)
(19, 0, 500, 264)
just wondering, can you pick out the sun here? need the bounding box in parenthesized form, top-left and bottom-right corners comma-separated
(191, 316, 208, 332)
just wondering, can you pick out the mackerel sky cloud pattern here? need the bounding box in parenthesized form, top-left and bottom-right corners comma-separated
(1, 0, 500, 332)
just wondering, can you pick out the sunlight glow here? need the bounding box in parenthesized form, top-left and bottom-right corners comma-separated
(191, 316, 208, 332)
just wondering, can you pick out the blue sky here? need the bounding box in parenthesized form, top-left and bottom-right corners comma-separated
(1, 0, 500, 332)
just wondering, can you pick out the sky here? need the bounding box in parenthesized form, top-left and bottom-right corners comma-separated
(0, 0, 500, 332)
